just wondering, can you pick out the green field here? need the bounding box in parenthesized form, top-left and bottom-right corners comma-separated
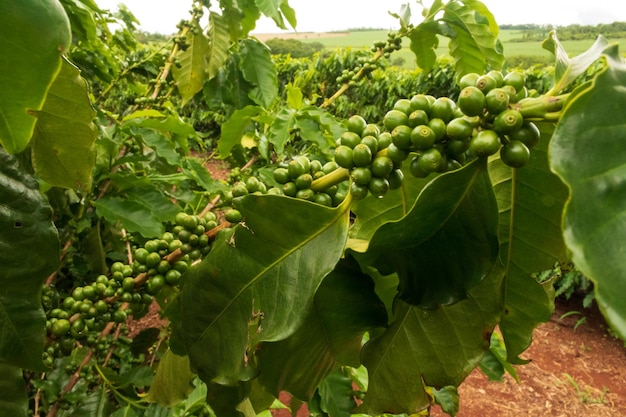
(294, 29, 626, 69)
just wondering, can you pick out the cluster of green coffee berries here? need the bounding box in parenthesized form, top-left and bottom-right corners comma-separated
(455, 70, 540, 168)
(374, 69, 539, 179)
(336, 57, 380, 85)
(272, 156, 349, 206)
(370, 30, 403, 57)
(333, 117, 403, 200)
(336, 31, 403, 86)
(42, 211, 220, 366)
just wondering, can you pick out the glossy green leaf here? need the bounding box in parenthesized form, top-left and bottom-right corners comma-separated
(300, 107, 346, 143)
(180, 194, 351, 385)
(318, 369, 357, 417)
(71, 385, 115, 417)
(31, 58, 97, 191)
(59, 0, 98, 42)
(349, 166, 431, 246)
(542, 32, 609, 95)
(146, 350, 195, 407)
(122, 112, 195, 157)
(280, 1, 297, 29)
(359, 268, 501, 415)
(479, 332, 518, 382)
(389, 3, 411, 28)
(239, 39, 278, 108)
(490, 123, 568, 361)
(207, 381, 250, 417)
(83, 221, 107, 275)
(182, 157, 230, 194)
(218, 0, 255, 41)
(432, 386, 459, 417)
(0, 0, 71, 153)
(257, 257, 387, 400)
(550, 47, 626, 340)
(443, 1, 505, 76)
(124, 188, 181, 224)
(131, 127, 182, 167)
(0, 148, 59, 370)
(217, 105, 264, 158)
(123, 111, 196, 141)
(363, 159, 500, 309)
(286, 85, 303, 110)
(463, 0, 499, 35)
(0, 364, 27, 417)
(110, 405, 140, 417)
(408, 22, 439, 73)
(268, 108, 296, 155)
(208, 55, 255, 110)
(295, 118, 325, 147)
(255, 0, 296, 30)
(207, 12, 231, 81)
(93, 196, 164, 238)
(173, 22, 210, 106)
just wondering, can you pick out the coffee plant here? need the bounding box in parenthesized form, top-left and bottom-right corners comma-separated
(2, 0, 626, 416)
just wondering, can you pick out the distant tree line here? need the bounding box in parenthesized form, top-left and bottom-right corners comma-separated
(501, 22, 626, 42)
(135, 31, 171, 44)
(264, 38, 325, 58)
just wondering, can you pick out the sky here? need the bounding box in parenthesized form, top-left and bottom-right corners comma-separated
(95, 0, 626, 34)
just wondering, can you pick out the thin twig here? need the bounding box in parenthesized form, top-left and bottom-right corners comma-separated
(45, 239, 73, 286)
(34, 372, 46, 416)
(241, 155, 259, 171)
(321, 49, 384, 108)
(199, 195, 222, 218)
(46, 349, 94, 417)
(121, 229, 133, 264)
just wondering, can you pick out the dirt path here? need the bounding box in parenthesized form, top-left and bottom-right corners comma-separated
(430, 296, 626, 416)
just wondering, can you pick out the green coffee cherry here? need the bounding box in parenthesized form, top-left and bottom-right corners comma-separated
(408, 109, 429, 128)
(393, 98, 412, 115)
(508, 121, 540, 148)
(352, 143, 373, 167)
(487, 70, 504, 87)
(352, 167, 372, 186)
(418, 148, 444, 173)
(383, 109, 409, 131)
(347, 114, 367, 135)
(410, 94, 432, 113)
(360, 135, 379, 155)
(411, 125, 436, 150)
(493, 109, 524, 134)
(370, 156, 394, 178)
(457, 86, 486, 117)
(430, 97, 456, 123)
(485, 88, 510, 114)
(340, 131, 362, 148)
(470, 130, 501, 157)
(500, 140, 530, 168)
(350, 182, 369, 200)
(362, 123, 380, 138)
(391, 125, 413, 150)
(225, 209, 243, 224)
(446, 118, 474, 141)
(368, 177, 389, 198)
(334, 145, 354, 169)
(459, 72, 480, 88)
(377, 132, 392, 149)
(503, 71, 526, 92)
(386, 143, 409, 163)
(476, 74, 497, 93)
